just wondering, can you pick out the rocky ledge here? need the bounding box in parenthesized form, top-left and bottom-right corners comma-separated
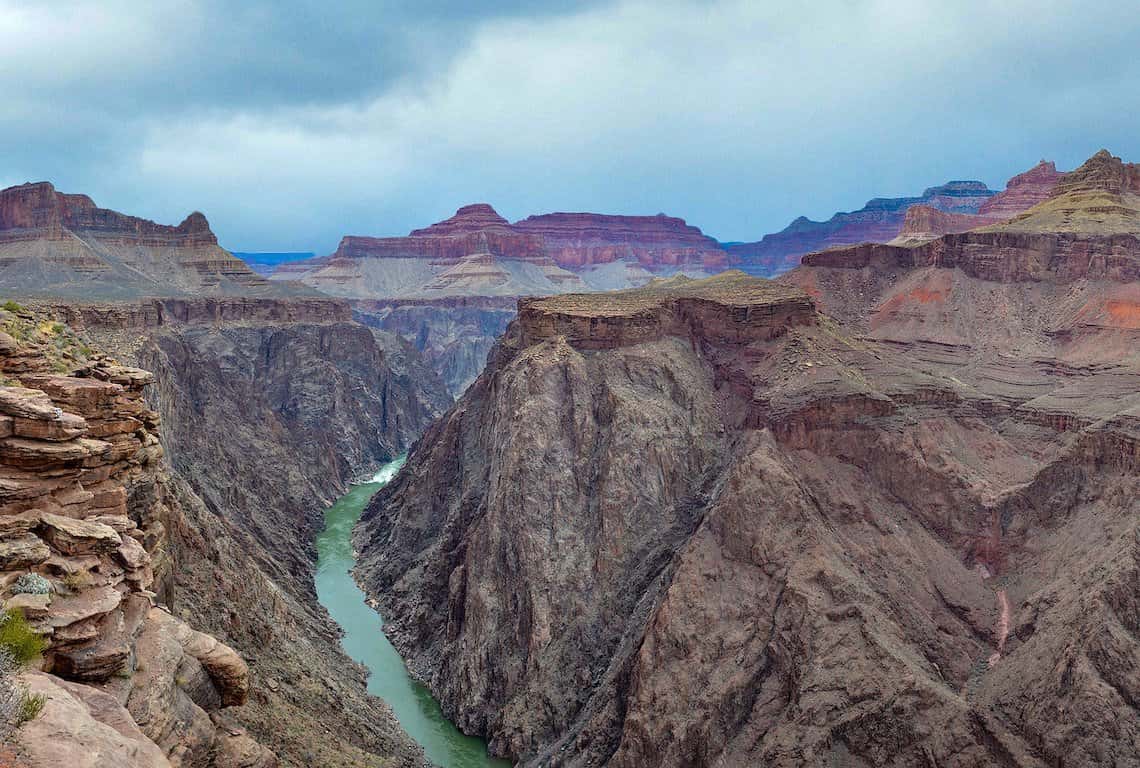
(517, 271, 815, 349)
(0, 305, 274, 767)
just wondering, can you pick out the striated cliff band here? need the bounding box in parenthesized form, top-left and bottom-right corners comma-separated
(354, 149, 1139, 768)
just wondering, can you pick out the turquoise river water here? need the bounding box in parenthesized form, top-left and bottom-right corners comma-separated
(314, 456, 510, 768)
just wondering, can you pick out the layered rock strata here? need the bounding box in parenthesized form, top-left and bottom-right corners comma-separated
(0, 306, 275, 767)
(74, 297, 448, 768)
(0, 182, 309, 300)
(272, 204, 720, 300)
(355, 260, 1139, 767)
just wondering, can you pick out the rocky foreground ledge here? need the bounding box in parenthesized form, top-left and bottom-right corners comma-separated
(0, 305, 274, 767)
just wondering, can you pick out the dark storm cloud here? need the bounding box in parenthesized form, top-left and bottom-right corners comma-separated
(2, 0, 1138, 253)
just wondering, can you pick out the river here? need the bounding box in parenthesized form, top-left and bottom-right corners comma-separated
(314, 456, 510, 768)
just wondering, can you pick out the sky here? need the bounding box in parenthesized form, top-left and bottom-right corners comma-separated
(2, 0, 1138, 253)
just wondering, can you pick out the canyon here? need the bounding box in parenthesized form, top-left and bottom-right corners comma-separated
(1, 149, 1135, 768)
(353, 151, 1139, 767)
(0, 192, 454, 767)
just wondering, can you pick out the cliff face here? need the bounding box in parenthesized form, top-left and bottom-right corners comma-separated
(0, 182, 309, 300)
(353, 297, 518, 396)
(512, 212, 726, 271)
(0, 305, 275, 767)
(354, 267, 1138, 767)
(57, 297, 451, 768)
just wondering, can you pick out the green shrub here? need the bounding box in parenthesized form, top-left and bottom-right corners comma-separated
(16, 691, 44, 724)
(0, 610, 46, 665)
(1, 301, 23, 314)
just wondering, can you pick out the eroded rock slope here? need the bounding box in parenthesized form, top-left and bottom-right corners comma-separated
(356, 257, 1137, 767)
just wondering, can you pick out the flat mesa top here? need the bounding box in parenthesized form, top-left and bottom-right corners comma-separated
(523, 271, 810, 318)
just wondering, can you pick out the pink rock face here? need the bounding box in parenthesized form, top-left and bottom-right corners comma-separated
(323, 204, 724, 272)
(0, 182, 217, 247)
(513, 212, 726, 270)
(895, 205, 1000, 241)
(977, 161, 1063, 219)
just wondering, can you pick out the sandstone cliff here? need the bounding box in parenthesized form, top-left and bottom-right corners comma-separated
(0, 304, 276, 767)
(355, 265, 1138, 767)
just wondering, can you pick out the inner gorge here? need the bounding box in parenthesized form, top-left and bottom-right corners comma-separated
(315, 456, 508, 768)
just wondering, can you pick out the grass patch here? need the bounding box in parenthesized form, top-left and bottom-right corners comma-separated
(0, 610, 46, 666)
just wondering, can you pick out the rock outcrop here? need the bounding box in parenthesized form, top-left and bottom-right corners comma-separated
(976, 160, 1063, 219)
(356, 238, 1139, 768)
(0, 182, 310, 300)
(0, 305, 276, 767)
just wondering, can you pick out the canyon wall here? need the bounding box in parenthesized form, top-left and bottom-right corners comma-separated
(66, 298, 451, 768)
(355, 263, 1138, 767)
(353, 297, 518, 396)
(0, 305, 276, 767)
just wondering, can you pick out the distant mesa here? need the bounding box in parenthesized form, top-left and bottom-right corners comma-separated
(273, 203, 725, 300)
(0, 181, 312, 300)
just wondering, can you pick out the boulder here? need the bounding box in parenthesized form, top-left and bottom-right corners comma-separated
(0, 532, 50, 568)
(38, 512, 121, 555)
(13, 672, 171, 768)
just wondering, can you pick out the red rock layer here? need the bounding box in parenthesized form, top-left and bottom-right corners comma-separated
(512, 212, 726, 270)
(977, 160, 1063, 219)
(0, 182, 217, 247)
(801, 231, 1140, 283)
(325, 205, 723, 272)
(333, 204, 546, 265)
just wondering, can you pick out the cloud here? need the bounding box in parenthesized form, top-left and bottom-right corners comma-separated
(2, 0, 1138, 251)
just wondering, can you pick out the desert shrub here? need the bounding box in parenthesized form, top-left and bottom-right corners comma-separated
(0, 611, 45, 666)
(0, 301, 22, 314)
(11, 574, 51, 596)
(16, 691, 44, 724)
(59, 571, 88, 593)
